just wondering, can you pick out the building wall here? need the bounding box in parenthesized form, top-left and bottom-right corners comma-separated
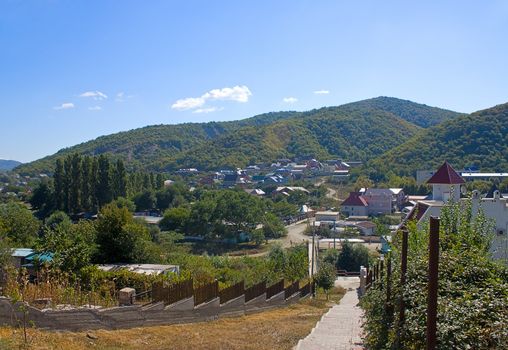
(432, 184, 460, 202)
(471, 191, 508, 262)
(341, 206, 368, 217)
(363, 191, 392, 215)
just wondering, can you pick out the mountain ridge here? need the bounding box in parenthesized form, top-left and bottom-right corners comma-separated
(16, 97, 461, 174)
(0, 159, 22, 171)
(368, 101, 508, 177)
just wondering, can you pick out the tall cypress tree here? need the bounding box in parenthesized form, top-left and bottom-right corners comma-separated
(112, 159, 127, 199)
(81, 155, 93, 212)
(90, 156, 99, 211)
(69, 153, 82, 214)
(96, 155, 112, 208)
(63, 155, 72, 213)
(54, 158, 65, 211)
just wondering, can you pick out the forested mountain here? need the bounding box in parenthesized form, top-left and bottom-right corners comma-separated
(16, 111, 300, 174)
(368, 102, 508, 177)
(0, 159, 21, 171)
(167, 108, 420, 171)
(16, 97, 460, 174)
(339, 96, 462, 128)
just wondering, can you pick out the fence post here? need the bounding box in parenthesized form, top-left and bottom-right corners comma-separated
(386, 253, 392, 314)
(427, 217, 440, 350)
(396, 229, 408, 346)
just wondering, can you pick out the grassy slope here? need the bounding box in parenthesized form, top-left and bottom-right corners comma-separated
(0, 288, 345, 350)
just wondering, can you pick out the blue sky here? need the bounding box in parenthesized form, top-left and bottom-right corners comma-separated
(1, 1, 508, 162)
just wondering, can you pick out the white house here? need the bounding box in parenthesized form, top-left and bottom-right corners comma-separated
(404, 162, 508, 263)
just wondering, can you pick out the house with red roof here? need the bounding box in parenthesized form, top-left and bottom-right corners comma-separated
(341, 192, 369, 217)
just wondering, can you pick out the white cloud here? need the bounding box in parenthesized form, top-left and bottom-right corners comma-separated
(53, 102, 75, 110)
(283, 97, 298, 103)
(80, 90, 108, 100)
(314, 90, 330, 95)
(115, 92, 134, 102)
(88, 106, 102, 111)
(193, 107, 224, 114)
(171, 97, 205, 111)
(202, 85, 252, 103)
(171, 85, 252, 112)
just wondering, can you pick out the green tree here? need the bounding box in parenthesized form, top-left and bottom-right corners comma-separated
(112, 159, 127, 198)
(95, 203, 154, 263)
(39, 214, 96, 272)
(315, 262, 336, 298)
(336, 242, 369, 272)
(69, 153, 82, 213)
(0, 203, 40, 247)
(133, 190, 156, 211)
(81, 155, 93, 212)
(160, 207, 190, 232)
(96, 155, 112, 208)
(53, 158, 65, 211)
(262, 212, 287, 238)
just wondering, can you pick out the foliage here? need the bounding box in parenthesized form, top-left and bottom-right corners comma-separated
(361, 201, 508, 349)
(94, 203, 157, 263)
(262, 212, 287, 238)
(16, 112, 300, 174)
(0, 202, 40, 247)
(314, 262, 336, 295)
(16, 97, 459, 174)
(160, 206, 191, 232)
(336, 242, 369, 272)
(38, 214, 97, 272)
(369, 102, 508, 179)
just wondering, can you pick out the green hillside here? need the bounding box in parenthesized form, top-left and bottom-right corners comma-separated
(369, 102, 508, 177)
(339, 96, 462, 128)
(16, 97, 460, 174)
(167, 107, 420, 170)
(16, 111, 300, 174)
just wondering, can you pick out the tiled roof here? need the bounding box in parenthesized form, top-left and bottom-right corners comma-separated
(341, 192, 368, 207)
(427, 162, 465, 185)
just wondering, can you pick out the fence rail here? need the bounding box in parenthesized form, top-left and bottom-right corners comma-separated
(219, 281, 245, 304)
(244, 281, 266, 302)
(194, 281, 219, 306)
(266, 279, 284, 299)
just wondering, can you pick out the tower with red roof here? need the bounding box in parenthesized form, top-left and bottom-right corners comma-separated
(426, 161, 465, 202)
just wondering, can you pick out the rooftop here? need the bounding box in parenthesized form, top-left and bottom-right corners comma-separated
(427, 162, 465, 185)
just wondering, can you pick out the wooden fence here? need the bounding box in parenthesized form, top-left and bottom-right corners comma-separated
(299, 282, 311, 297)
(266, 279, 284, 299)
(284, 281, 299, 299)
(152, 277, 308, 307)
(152, 279, 194, 305)
(194, 281, 219, 306)
(219, 281, 245, 304)
(244, 281, 266, 302)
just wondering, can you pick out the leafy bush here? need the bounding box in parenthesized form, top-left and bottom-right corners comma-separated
(361, 201, 508, 349)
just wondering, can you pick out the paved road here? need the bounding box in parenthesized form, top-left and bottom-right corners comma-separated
(296, 277, 364, 350)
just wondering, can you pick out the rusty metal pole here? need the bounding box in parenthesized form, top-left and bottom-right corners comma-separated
(398, 229, 408, 343)
(386, 254, 392, 312)
(380, 259, 384, 290)
(427, 217, 440, 350)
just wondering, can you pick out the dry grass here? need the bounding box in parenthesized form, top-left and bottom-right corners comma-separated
(0, 288, 346, 350)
